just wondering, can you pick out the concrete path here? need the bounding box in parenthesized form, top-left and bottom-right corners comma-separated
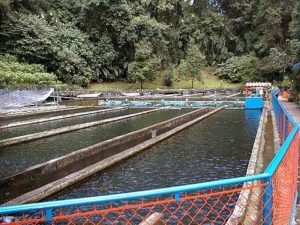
(281, 100, 300, 125)
(279, 99, 300, 224)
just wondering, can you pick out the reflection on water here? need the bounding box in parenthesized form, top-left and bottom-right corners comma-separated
(50, 109, 261, 200)
(245, 109, 262, 137)
(0, 107, 102, 125)
(0, 109, 193, 177)
(0, 108, 146, 139)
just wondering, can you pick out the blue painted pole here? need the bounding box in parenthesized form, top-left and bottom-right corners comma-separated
(263, 177, 273, 225)
(278, 108, 282, 141)
(174, 193, 180, 202)
(289, 192, 298, 225)
(45, 208, 52, 222)
(285, 115, 289, 140)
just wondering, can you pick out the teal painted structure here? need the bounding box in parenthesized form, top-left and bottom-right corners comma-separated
(245, 97, 264, 109)
(105, 100, 244, 108)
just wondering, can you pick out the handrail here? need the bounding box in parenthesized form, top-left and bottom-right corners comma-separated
(273, 93, 298, 127)
(264, 126, 299, 175)
(266, 93, 300, 175)
(0, 173, 269, 214)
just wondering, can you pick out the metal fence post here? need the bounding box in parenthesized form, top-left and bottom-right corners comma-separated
(45, 208, 53, 222)
(279, 108, 282, 142)
(285, 115, 289, 140)
(174, 193, 180, 202)
(263, 177, 273, 225)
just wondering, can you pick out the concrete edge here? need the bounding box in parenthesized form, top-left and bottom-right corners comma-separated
(226, 108, 266, 225)
(3, 107, 224, 205)
(0, 107, 126, 129)
(0, 108, 161, 147)
(139, 213, 164, 225)
(270, 111, 281, 153)
(0, 106, 92, 119)
(1, 107, 207, 182)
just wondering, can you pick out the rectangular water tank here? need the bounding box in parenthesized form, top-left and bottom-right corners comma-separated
(245, 97, 264, 109)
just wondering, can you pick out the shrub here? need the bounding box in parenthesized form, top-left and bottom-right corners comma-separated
(215, 54, 260, 83)
(0, 54, 60, 88)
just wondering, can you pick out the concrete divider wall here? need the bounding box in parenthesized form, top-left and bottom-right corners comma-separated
(0, 107, 126, 130)
(0, 108, 160, 147)
(0, 107, 209, 204)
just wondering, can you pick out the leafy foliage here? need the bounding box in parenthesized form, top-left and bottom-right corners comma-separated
(0, 0, 299, 94)
(163, 66, 175, 87)
(127, 40, 160, 89)
(179, 43, 206, 88)
(0, 55, 59, 88)
(216, 54, 260, 83)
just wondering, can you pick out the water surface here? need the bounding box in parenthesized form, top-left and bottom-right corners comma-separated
(50, 109, 261, 200)
(0, 108, 193, 177)
(0, 108, 145, 139)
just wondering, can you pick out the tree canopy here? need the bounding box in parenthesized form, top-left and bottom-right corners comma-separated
(0, 0, 299, 98)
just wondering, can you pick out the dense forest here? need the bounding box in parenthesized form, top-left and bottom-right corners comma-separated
(0, 0, 299, 99)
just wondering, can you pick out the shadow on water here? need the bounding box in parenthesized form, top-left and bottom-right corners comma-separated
(49, 109, 261, 201)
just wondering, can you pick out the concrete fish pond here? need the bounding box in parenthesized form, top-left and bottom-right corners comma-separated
(2, 107, 217, 204)
(0, 108, 192, 177)
(49, 109, 261, 201)
(0, 105, 265, 207)
(2, 88, 286, 225)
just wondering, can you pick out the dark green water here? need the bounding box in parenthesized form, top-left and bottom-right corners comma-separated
(0, 107, 103, 126)
(50, 109, 261, 200)
(0, 108, 146, 139)
(0, 109, 193, 178)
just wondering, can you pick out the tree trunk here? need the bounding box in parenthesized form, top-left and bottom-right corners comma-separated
(141, 81, 143, 90)
(192, 79, 194, 89)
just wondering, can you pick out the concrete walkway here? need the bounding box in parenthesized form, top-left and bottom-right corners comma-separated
(281, 100, 300, 125)
(279, 99, 300, 224)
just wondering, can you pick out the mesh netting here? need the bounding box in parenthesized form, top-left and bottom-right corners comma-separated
(3, 182, 270, 225)
(272, 132, 299, 225)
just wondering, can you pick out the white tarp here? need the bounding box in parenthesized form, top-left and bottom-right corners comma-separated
(0, 88, 54, 110)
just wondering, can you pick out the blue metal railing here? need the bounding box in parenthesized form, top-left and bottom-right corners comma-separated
(0, 92, 299, 224)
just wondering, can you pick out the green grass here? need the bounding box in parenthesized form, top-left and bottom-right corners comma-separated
(89, 67, 242, 91)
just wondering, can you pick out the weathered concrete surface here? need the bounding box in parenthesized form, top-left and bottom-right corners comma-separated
(279, 100, 300, 224)
(226, 108, 267, 225)
(271, 111, 281, 154)
(139, 213, 164, 225)
(0, 108, 160, 147)
(0, 107, 125, 129)
(0, 105, 86, 118)
(2, 107, 224, 205)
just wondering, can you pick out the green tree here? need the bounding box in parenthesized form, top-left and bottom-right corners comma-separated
(0, 13, 96, 87)
(216, 54, 260, 83)
(128, 58, 160, 90)
(127, 40, 160, 90)
(290, 1, 300, 39)
(179, 42, 206, 88)
(288, 0, 300, 101)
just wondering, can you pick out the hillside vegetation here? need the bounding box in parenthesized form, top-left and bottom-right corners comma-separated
(90, 68, 241, 91)
(0, 1, 299, 98)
